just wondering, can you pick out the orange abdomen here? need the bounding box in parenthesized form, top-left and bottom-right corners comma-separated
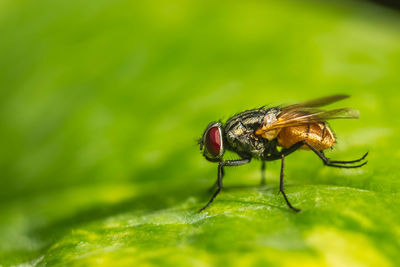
(277, 123, 336, 151)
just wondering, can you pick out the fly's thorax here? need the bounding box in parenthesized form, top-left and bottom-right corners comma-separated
(224, 109, 266, 131)
(223, 108, 272, 158)
(224, 109, 267, 143)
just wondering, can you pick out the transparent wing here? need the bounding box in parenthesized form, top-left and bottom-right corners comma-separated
(255, 107, 359, 135)
(276, 108, 359, 126)
(281, 94, 350, 111)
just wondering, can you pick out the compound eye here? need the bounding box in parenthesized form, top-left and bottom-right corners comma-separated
(205, 126, 222, 157)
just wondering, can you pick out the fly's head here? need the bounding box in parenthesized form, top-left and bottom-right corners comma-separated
(199, 122, 225, 162)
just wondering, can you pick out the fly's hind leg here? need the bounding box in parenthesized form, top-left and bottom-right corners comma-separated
(199, 158, 251, 212)
(304, 142, 368, 168)
(262, 140, 367, 213)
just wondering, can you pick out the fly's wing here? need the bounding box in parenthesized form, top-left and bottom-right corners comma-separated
(255, 107, 359, 136)
(281, 94, 349, 111)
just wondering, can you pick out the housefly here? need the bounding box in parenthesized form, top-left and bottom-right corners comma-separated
(198, 95, 368, 212)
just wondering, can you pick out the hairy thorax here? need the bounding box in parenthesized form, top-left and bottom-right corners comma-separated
(224, 109, 272, 158)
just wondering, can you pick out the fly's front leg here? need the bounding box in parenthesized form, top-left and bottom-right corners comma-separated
(208, 167, 224, 192)
(279, 154, 301, 212)
(199, 158, 251, 212)
(304, 142, 368, 168)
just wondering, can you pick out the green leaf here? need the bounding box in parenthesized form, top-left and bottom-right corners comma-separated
(1, 0, 400, 266)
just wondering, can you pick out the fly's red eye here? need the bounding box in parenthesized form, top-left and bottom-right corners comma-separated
(205, 126, 221, 157)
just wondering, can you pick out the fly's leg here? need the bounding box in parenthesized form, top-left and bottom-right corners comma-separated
(279, 154, 301, 212)
(262, 141, 313, 212)
(263, 141, 305, 162)
(199, 158, 251, 212)
(262, 141, 367, 212)
(260, 161, 266, 186)
(208, 167, 224, 192)
(328, 152, 368, 164)
(304, 142, 368, 168)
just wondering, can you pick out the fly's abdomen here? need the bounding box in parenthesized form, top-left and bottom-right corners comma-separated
(277, 123, 336, 151)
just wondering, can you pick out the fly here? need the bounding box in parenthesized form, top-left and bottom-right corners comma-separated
(198, 95, 368, 212)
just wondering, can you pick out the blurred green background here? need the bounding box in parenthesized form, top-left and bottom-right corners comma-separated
(1, 0, 400, 266)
